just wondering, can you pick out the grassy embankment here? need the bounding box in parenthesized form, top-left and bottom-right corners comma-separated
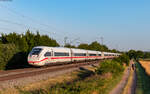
(19, 57, 128, 94)
(135, 60, 150, 94)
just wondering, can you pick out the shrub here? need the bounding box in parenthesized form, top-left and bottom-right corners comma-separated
(113, 54, 130, 65)
(0, 44, 18, 70)
(0, 44, 30, 70)
(96, 60, 124, 75)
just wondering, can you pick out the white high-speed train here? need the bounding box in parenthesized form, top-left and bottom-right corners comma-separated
(28, 46, 120, 66)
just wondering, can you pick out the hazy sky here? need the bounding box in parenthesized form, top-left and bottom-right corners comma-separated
(0, 0, 150, 51)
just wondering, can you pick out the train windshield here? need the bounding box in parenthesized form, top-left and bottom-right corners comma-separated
(31, 48, 42, 55)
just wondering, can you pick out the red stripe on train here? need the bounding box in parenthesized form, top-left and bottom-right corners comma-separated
(28, 56, 103, 63)
(28, 58, 48, 63)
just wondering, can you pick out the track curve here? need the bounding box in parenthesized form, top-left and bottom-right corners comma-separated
(0, 60, 101, 82)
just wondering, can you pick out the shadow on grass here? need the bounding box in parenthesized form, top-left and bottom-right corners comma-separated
(91, 64, 97, 67)
(77, 67, 95, 80)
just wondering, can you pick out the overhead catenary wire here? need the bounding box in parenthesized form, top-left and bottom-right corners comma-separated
(0, 19, 56, 34)
(0, 27, 21, 33)
(0, 19, 68, 44)
(0, 19, 66, 42)
(0, 4, 64, 33)
(0, 4, 72, 39)
(0, 4, 82, 46)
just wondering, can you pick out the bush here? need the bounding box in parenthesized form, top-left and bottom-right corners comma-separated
(113, 54, 130, 65)
(96, 60, 124, 75)
(0, 31, 60, 70)
(0, 44, 18, 70)
(0, 44, 30, 70)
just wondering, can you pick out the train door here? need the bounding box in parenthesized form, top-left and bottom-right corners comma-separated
(101, 52, 104, 59)
(43, 49, 52, 65)
(70, 49, 73, 62)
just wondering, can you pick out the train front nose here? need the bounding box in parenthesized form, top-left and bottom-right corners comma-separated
(28, 48, 44, 66)
(28, 55, 43, 66)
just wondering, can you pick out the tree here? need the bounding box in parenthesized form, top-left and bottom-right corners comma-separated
(111, 49, 119, 53)
(127, 50, 136, 59)
(18, 36, 28, 52)
(101, 45, 109, 51)
(39, 35, 59, 47)
(64, 43, 76, 48)
(34, 31, 41, 46)
(127, 50, 144, 60)
(24, 30, 35, 52)
(144, 52, 150, 58)
(88, 41, 109, 51)
(88, 41, 101, 51)
(136, 50, 144, 59)
(78, 43, 89, 50)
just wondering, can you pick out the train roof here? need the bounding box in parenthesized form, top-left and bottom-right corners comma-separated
(88, 50, 100, 53)
(34, 46, 70, 49)
(71, 48, 87, 53)
(33, 46, 120, 55)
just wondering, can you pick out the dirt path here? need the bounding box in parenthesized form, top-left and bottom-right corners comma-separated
(109, 67, 130, 94)
(128, 69, 137, 94)
(109, 60, 136, 94)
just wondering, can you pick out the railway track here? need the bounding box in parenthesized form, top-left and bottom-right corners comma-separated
(0, 60, 101, 82)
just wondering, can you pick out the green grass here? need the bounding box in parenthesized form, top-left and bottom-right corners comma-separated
(135, 62, 150, 94)
(139, 58, 150, 61)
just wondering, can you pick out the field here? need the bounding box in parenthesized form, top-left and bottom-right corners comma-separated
(139, 60, 150, 76)
(135, 61, 150, 94)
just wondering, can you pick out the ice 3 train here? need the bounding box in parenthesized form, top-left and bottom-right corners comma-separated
(28, 46, 121, 66)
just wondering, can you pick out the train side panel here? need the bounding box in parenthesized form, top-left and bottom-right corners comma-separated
(71, 48, 87, 62)
(49, 48, 72, 64)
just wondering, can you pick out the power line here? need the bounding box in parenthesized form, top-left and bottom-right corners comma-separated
(100, 37, 104, 45)
(0, 27, 21, 33)
(0, 4, 71, 39)
(0, 4, 79, 45)
(0, 18, 67, 44)
(64, 37, 68, 46)
(0, 4, 62, 32)
(0, 19, 55, 34)
(70, 37, 80, 44)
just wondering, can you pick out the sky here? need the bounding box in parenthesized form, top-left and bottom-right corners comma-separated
(0, 0, 150, 51)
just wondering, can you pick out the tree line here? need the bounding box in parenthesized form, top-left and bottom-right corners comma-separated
(0, 30, 117, 70)
(65, 41, 119, 53)
(0, 30, 59, 53)
(0, 30, 149, 70)
(127, 50, 150, 60)
(0, 30, 60, 70)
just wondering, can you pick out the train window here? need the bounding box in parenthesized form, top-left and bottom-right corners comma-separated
(98, 54, 101, 56)
(44, 52, 51, 57)
(89, 54, 97, 56)
(54, 52, 69, 56)
(31, 48, 42, 55)
(104, 54, 108, 56)
(74, 53, 86, 56)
